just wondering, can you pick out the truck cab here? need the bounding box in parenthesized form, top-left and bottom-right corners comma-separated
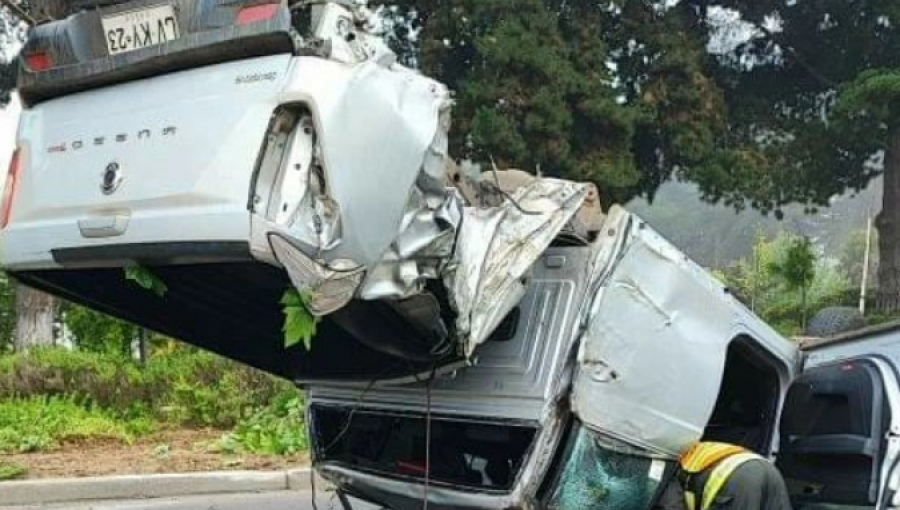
(306, 210, 900, 510)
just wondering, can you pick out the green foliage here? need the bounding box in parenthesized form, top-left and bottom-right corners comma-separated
(0, 396, 142, 453)
(767, 237, 816, 294)
(0, 348, 307, 457)
(0, 348, 296, 429)
(385, 0, 722, 202)
(0, 272, 14, 354)
(864, 310, 900, 328)
(150, 351, 291, 428)
(0, 347, 146, 409)
(658, 0, 893, 216)
(281, 289, 319, 351)
(124, 266, 168, 298)
(0, 461, 26, 480)
(222, 391, 308, 456)
(63, 303, 142, 356)
(840, 228, 879, 291)
(836, 70, 900, 123)
(720, 233, 850, 335)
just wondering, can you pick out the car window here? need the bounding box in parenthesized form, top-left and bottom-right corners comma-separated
(546, 424, 672, 510)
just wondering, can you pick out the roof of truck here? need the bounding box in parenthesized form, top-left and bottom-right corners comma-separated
(799, 319, 900, 351)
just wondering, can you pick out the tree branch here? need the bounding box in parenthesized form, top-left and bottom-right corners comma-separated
(0, 0, 35, 26)
(754, 22, 837, 89)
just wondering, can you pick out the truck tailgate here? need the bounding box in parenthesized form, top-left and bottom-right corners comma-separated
(4, 54, 291, 267)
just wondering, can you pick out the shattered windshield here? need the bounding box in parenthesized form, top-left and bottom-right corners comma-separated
(546, 425, 671, 510)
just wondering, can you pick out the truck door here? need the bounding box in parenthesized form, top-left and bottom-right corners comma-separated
(776, 357, 900, 509)
(570, 211, 800, 457)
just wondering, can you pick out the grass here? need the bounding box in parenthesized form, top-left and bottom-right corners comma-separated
(0, 396, 153, 454)
(0, 461, 26, 480)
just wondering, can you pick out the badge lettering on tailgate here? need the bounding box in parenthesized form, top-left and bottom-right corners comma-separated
(46, 126, 177, 155)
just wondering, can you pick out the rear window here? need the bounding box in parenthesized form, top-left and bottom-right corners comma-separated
(311, 405, 538, 491)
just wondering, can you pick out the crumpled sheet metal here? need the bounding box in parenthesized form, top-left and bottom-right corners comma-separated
(270, 56, 461, 301)
(295, 59, 455, 269)
(451, 179, 590, 357)
(571, 207, 734, 457)
(271, 56, 591, 354)
(358, 101, 462, 300)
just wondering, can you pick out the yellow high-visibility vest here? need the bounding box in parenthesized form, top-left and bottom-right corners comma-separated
(679, 442, 764, 510)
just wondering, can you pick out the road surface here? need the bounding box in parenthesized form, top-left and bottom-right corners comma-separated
(8, 491, 382, 510)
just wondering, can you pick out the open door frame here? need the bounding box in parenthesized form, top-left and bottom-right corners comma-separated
(777, 356, 900, 509)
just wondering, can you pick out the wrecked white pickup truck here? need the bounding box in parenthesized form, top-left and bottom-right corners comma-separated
(3, 1, 900, 509)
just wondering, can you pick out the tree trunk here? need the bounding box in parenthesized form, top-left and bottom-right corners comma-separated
(877, 128, 900, 312)
(13, 283, 57, 351)
(137, 328, 148, 365)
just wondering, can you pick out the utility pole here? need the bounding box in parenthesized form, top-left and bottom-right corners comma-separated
(860, 208, 874, 315)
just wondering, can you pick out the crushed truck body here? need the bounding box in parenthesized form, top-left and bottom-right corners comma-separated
(7, 2, 899, 510)
(3, 0, 598, 379)
(307, 206, 802, 510)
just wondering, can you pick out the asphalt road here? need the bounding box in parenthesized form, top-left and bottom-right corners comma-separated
(8, 492, 382, 510)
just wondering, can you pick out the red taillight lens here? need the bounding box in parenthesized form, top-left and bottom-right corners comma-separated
(24, 51, 52, 72)
(236, 3, 279, 25)
(1, 149, 21, 229)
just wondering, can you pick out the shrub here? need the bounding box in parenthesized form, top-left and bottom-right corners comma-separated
(0, 348, 146, 410)
(144, 350, 293, 428)
(223, 390, 308, 456)
(0, 348, 307, 457)
(0, 348, 298, 429)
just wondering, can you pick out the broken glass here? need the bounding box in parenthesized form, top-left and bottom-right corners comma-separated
(547, 425, 670, 510)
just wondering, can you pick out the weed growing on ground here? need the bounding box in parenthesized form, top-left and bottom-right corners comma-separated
(222, 391, 308, 456)
(0, 396, 144, 453)
(0, 461, 26, 480)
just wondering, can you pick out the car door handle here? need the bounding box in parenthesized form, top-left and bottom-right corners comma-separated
(78, 215, 130, 238)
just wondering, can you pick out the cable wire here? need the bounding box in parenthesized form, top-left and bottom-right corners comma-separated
(423, 367, 436, 510)
(487, 155, 542, 216)
(310, 361, 405, 510)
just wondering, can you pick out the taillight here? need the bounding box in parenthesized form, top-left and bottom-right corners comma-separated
(24, 51, 52, 72)
(236, 3, 279, 25)
(1, 149, 21, 229)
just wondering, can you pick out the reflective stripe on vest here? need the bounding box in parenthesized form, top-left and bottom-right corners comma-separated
(680, 442, 747, 474)
(683, 452, 763, 510)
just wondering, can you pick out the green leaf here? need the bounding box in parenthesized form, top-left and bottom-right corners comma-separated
(279, 289, 303, 307)
(281, 289, 319, 351)
(124, 266, 168, 298)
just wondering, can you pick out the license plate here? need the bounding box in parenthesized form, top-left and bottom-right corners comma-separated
(102, 4, 180, 56)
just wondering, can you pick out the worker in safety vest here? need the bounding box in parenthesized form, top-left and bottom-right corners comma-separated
(653, 442, 792, 510)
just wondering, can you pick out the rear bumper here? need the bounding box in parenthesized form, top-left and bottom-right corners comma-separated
(0, 205, 252, 270)
(19, 0, 295, 106)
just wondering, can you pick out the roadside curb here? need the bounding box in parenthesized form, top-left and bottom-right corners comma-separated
(0, 468, 316, 506)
